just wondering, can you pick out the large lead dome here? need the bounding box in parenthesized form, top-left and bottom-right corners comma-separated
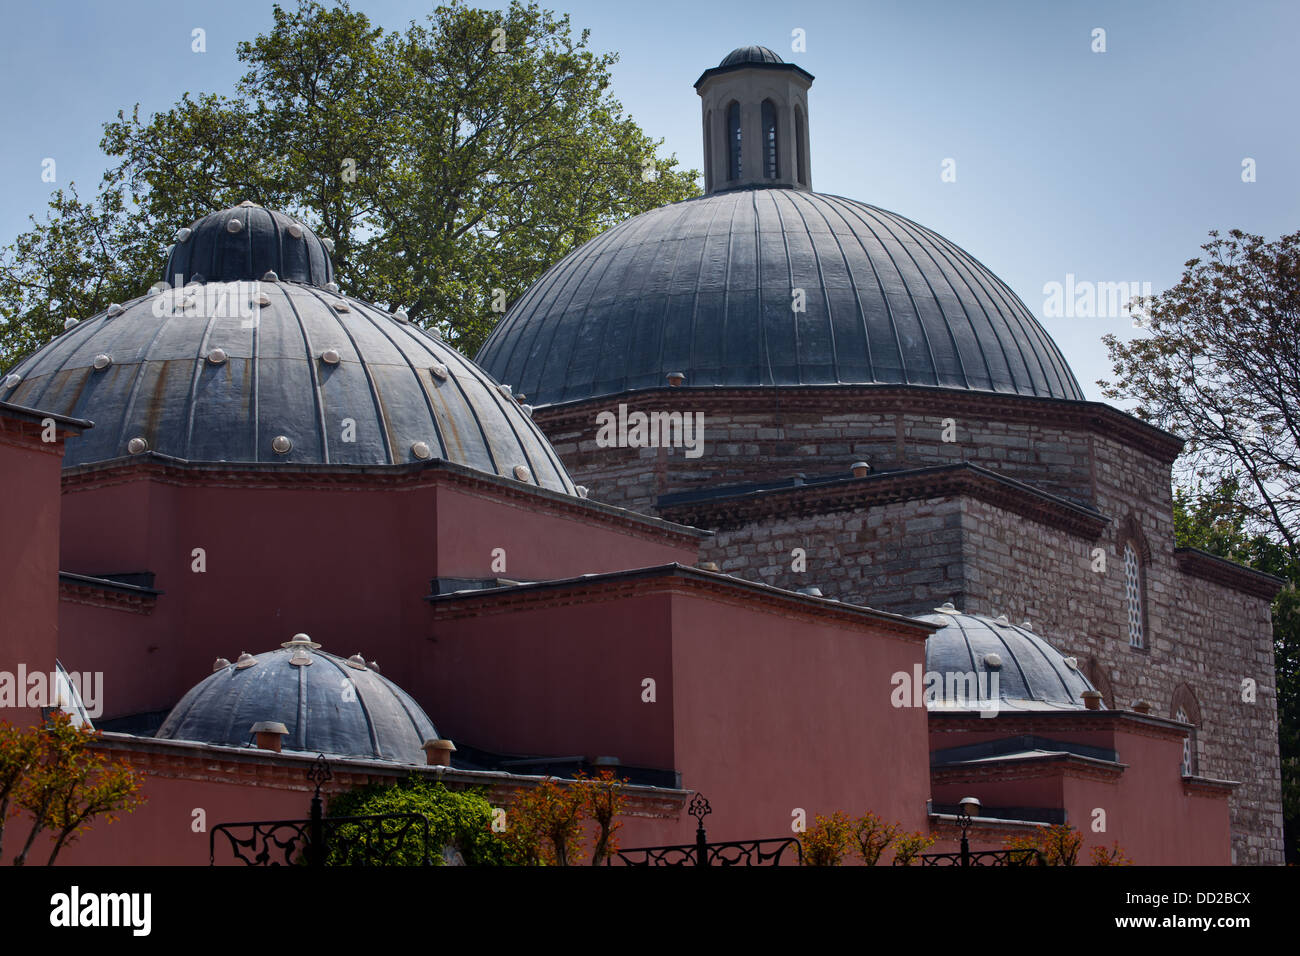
(1, 203, 576, 493)
(477, 48, 1083, 408)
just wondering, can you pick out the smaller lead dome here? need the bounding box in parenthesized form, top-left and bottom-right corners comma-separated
(719, 45, 784, 66)
(162, 202, 335, 288)
(156, 639, 440, 764)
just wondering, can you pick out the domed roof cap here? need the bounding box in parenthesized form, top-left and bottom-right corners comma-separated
(719, 45, 784, 66)
(919, 607, 1098, 711)
(156, 636, 439, 764)
(477, 189, 1084, 405)
(2, 216, 576, 491)
(164, 201, 335, 288)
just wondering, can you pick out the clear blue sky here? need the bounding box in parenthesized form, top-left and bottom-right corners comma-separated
(2, 0, 1297, 400)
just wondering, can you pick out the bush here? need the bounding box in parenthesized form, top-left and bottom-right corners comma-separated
(324, 777, 508, 866)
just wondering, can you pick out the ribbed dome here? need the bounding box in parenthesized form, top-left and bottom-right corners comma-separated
(719, 45, 784, 66)
(164, 202, 335, 288)
(156, 636, 439, 764)
(2, 272, 576, 492)
(919, 608, 1098, 711)
(476, 189, 1084, 406)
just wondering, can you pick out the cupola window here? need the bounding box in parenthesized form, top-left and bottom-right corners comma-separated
(727, 101, 742, 181)
(762, 99, 778, 179)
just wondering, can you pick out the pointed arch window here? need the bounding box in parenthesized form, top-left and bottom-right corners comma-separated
(761, 99, 778, 179)
(1171, 684, 1201, 776)
(1124, 541, 1144, 648)
(727, 101, 742, 181)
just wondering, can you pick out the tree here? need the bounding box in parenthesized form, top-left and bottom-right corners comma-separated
(576, 768, 626, 866)
(850, 811, 899, 866)
(8, 712, 145, 866)
(500, 776, 585, 865)
(801, 811, 855, 866)
(1101, 228, 1300, 562)
(0, 722, 42, 861)
(0, 0, 700, 371)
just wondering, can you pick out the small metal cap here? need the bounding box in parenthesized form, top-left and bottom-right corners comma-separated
(207, 348, 228, 365)
(234, 652, 257, 669)
(851, 460, 871, 477)
(252, 291, 271, 307)
(512, 464, 532, 481)
(250, 721, 288, 735)
(984, 652, 1003, 669)
(149, 281, 169, 295)
(212, 657, 231, 672)
(106, 303, 124, 318)
(92, 354, 112, 371)
(321, 348, 341, 365)
(2, 374, 21, 389)
(323, 282, 340, 294)
(935, 602, 959, 614)
(345, 654, 368, 670)
(63, 318, 78, 330)
(261, 271, 279, 282)
(176, 227, 192, 242)
(321, 238, 335, 253)
(520, 403, 534, 417)
(393, 308, 410, 324)
(271, 435, 293, 455)
(282, 633, 322, 649)
(498, 384, 513, 399)
(287, 223, 303, 239)
(226, 218, 243, 233)
(993, 614, 1010, 626)
(238, 200, 258, 207)
(430, 363, 449, 381)
(411, 441, 432, 460)
(127, 436, 149, 455)
(1063, 656, 1078, 671)
(574, 485, 589, 498)
(330, 299, 350, 312)
(667, 372, 685, 386)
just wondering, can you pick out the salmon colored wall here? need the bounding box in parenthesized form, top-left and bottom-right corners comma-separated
(0, 433, 64, 727)
(433, 484, 697, 580)
(420, 593, 678, 769)
(665, 592, 931, 846)
(56, 473, 697, 721)
(49, 772, 314, 866)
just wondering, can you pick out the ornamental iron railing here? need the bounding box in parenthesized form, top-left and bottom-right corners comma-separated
(607, 793, 803, 866)
(919, 847, 1040, 866)
(209, 753, 434, 866)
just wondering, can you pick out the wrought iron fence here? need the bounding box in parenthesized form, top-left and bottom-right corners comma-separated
(919, 847, 1040, 866)
(606, 792, 802, 866)
(209, 753, 434, 866)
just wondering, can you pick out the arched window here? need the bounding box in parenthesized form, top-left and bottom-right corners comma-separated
(727, 101, 742, 181)
(1124, 541, 1144, 648)
(704, 109, 713, 189)
(1171, 684, 1201, 776)
(761, 99, 778, 179)
(1118, 514, 1151, 650)
(794, 106, 807, 185)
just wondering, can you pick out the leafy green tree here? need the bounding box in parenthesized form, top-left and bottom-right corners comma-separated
(325, 777, 508, 865)
(0, 0, 699, 371)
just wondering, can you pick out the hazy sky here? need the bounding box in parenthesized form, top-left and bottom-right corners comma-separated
(2, 0, 1297, 401)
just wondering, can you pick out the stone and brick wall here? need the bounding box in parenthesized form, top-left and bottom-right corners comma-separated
(532, 384, 1285, 864)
